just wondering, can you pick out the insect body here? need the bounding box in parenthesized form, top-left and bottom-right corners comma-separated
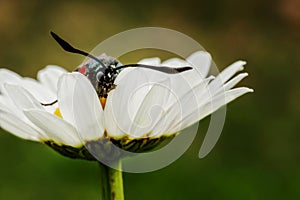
(45, 32, 192, 105)
(74, 55, 122, 98)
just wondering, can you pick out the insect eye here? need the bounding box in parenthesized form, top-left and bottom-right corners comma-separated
(96, 71, 105, 82)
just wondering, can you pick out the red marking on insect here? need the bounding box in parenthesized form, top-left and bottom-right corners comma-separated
(79, 66, 86, 74)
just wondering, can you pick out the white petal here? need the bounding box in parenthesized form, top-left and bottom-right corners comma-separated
(0, 69, 56, 113)
(116, 58, 162, 84)
(22, 78, 56, 103)
(57, 73, 77, 125)
(0, 110, 41, 141)
(71, 73, 105, 140)
(0, 68, 22, 94)
(4, 84, 44, 111)
(37, 65, 67, 93)
(163, 75, 213, 109)
(198, 87, 253, 121)
(0, 102, 10, 113)
(152, 78, 211, 136)
(162, 57, 189, 67)
(104, 91, 123, 137)
(186, 51, 211, 78)
(4, 84, 43, 109)
(113, 68, 135, 85)
(170, 87, 253, 133)
(3, 84, 50, 137)
(209, 61, 246, 92)
(105, 68, 167, 138)
(138, 57, 161, 66)
(129, 78, 171, 138)
(0, 95, 22, 118)
(215, 73, 249, 95)
(0, 69, 56, 102)
(24, 109, 82, 146)
(0, 68, 22, 83)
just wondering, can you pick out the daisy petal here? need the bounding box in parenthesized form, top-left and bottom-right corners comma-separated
(209, 61, 246, 91)
(22, 78, 56, 103)
(0, 95, 22, 118)
(57, 73, 77, 125)
(24, 109, 82, 146)
(186, 51, 211, 78)
(104, 91, 123, 137)
(117, 58, 162, 84)
(0, 102, 10, 113)
(37, 65, 67, 94)
(4, 84, 44, 110)
(171, 87, 253, 133)
(105, 68, 167, 138)
(152, 77, 212, 136)
(130, 78, 171, 138)
(0, 68, 22, 93)
(138, 57, 161, 66)
(162, 57, 189, 67)
(0, 110, 40, 141)
(214, 73, 249, 95)
(200, 87, 253, 123)
(71, 73, 105, 140)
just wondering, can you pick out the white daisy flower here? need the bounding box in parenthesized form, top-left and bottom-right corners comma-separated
(0, 50, 252, 161)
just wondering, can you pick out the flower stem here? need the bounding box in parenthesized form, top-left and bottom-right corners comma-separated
(99, 161, 124, 200)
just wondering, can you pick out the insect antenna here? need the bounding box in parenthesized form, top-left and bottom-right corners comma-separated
(114, 64, 192, 74)
(50, 31, 107, 69)
(41, 100, 58, 106)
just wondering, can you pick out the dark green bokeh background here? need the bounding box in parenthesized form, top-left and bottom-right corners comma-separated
(0, 0, 299, 199)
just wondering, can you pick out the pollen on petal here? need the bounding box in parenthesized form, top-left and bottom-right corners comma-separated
(100, 97, 106, 109)
(54, 108, 62, 118)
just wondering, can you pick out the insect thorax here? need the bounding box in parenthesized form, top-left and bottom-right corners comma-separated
(74, 56, 122, 98)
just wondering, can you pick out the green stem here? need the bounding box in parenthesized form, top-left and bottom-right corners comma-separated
(99, 161, 124, 200)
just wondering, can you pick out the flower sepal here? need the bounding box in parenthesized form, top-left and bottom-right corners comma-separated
(44, 134, 174, 161)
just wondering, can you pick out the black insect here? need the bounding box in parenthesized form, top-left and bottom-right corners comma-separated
(41, 32, 192, 106)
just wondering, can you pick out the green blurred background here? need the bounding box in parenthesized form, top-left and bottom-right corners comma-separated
(0, 0, 299, 199)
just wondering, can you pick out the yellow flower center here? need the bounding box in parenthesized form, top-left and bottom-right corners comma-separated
(54, 108, 62, 118)
(100, 97, 106, 109)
